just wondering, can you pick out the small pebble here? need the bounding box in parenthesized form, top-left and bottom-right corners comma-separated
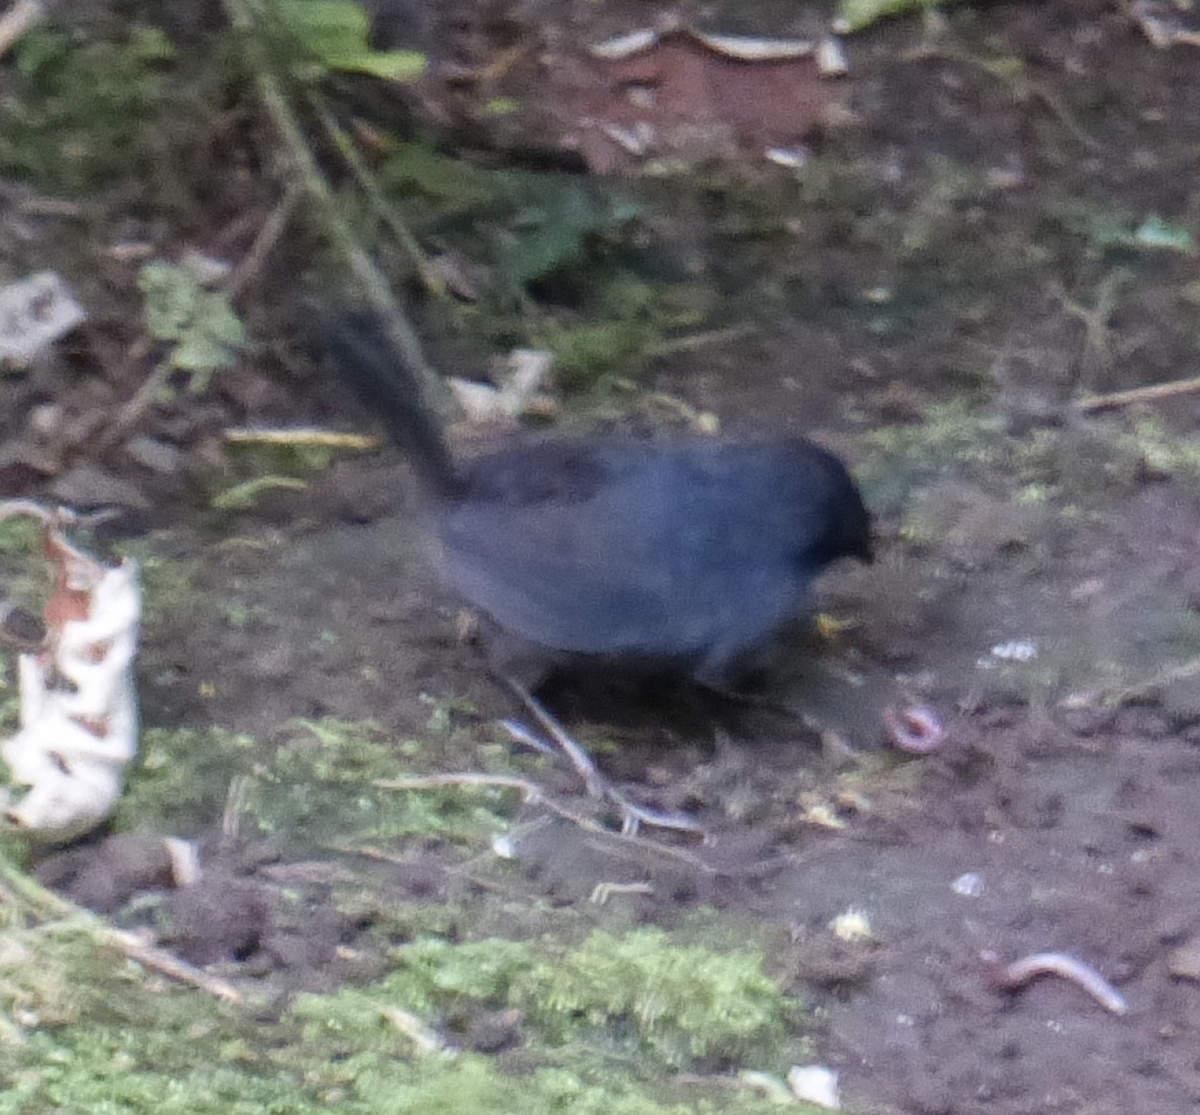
(1167, 937, 1200, 982)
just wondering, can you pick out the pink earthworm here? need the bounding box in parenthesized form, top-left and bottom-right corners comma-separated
(883, 705, 946, 753)
(986, 951, 1128, 1015)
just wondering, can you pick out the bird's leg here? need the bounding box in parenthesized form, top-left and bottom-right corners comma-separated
(500, 677, 706, 837)
(502, 677, 606, 797)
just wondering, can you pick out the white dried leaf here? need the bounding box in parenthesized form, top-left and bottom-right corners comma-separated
(590, 25, 814, 62)
(0, 272, 87, 366)
(589, 27, 660, 60)
(449, 378, 507, 421)
(952, 871, 985, 897)
(787, 1065, 841, 1109)
(691, 30, 814, 60)
(449, 348, 554, 422)
(1, 512, 140, 842)
(829, 907, 873, 941)
(4, 729, 126, 843)
(816, 37, 849, 75)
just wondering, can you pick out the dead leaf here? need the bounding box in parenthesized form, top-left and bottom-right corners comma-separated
(550, 26, 841, 172)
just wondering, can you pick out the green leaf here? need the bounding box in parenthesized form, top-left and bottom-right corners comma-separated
(127, 25, 176, 64)
(378, 143, 494, 206)
(345, 48, 425, 81)
(12, 26, 69, 77)
(138, 260, 246, 388)
(836, 0, 969, 33)
(212, 476, 309, 510)
(273, 0, 426, 81)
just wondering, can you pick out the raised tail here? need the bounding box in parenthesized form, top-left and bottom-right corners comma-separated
(321, 313, 463, 499)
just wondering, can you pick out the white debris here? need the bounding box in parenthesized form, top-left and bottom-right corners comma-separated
(601, 121, 655, 155)
(690, 30, 814, 61)
(816, 37, 849, 76)
(738, 1070, 795, 1104)
(1129, 0, 1200, 48)
(0, 504, 140, 841)
(449, 349, 555, 422)
(787, 1064, 841, 1109)
(992, 639, 1038, 661)
(165, 836, 202, 886)
(589, 22, 817, 63)
(0, 272, 87, 366)
(589, 26, 660, 60)
(491, 833, 518, 859)
(952, 871, 985, 897)
(766, 146, 810, 169)
(178, 249, 233, 286)
(977, 638, 1039, 668)
(829, 907, 873, 941)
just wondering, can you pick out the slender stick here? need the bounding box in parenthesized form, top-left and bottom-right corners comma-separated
(1078, 375, 1200, 412)
(0, 860, 242, 1003)
(220, 0, 450, 415)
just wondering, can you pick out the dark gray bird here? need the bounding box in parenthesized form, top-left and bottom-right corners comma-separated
(326, 316, 872, 688)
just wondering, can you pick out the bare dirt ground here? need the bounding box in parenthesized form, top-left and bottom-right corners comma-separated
(8, 1, 1200, 1112)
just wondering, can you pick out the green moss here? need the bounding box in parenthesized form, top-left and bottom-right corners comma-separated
(331, 140, 711, 394)
(524, 928, 791, 1066)
(857, 399, 1198, 522)
(858, 398, 1009, 512)
(0, 517, 44, 558)
(139, 259, 247, 391)
(117, 725, 261, 834)
(118, 718, 525, 851)
(369, 927, 793, 1069)
(1114, 416, 1200, 480)
(0, 24, 175, 196)
(0, 912, 806, 1115)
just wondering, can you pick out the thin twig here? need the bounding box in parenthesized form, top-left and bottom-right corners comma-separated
(1077, 374, 1200, 412)
(108, 352, 172, 439)
(374, 772, 546, 800)
(224, 427, 379, 449)
(379, 1005, 446, 1054)
(374, 769, 719, 873)
(645, 325, 755, 359)
(220, 0, 450, 415)
(308, 95, 443, 295)
(228, 181, 304, 296)
(902, 40, 1101, 152)
(1052, 271, 1128, 386)
(0, 500, 116, 531)
(0, 499, 57, 525)
(590, 881, 654, 904)
(62, 923, 243, 1003)
(0, 861, 243, 1002)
